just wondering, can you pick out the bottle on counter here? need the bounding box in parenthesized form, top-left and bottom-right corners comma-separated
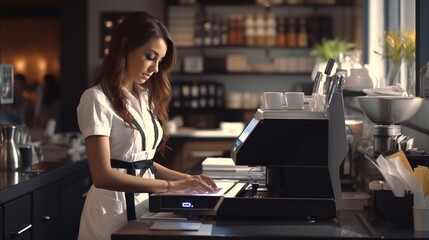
(297, 17, 308, 48)
(194, 8, 205, 46)
(0, 125, 21, 171)
(220, 16, 229, 46)
(228, 15, 237, 45)
(228, 14, 245, 46)
(236, 14, 245, 46)
(276, 16, 287, 47)
(198, 82, 208, 108)
(190, 82, 199, 109)
(254, 14, 265, 46)
(306, 16, 321, 47)
(265, 14, 276, 47)
(286, 17, 297, 47)
(419, 60, 429, 97)
(244, 13, 255, 46)
(203, 14, 213, 46)
(211, 14, 221, 46)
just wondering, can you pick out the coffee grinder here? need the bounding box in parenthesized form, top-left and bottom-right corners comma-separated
(356, 96, 424, 155)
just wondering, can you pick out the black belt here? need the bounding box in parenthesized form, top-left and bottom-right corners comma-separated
(111, 159, 157, 221)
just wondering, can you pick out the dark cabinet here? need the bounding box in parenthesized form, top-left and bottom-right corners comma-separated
(0, 160, 91, 240)
(32, 183, 59, 240)
(0, 206, 3, 239)
(3, 194, 32, 240)
(59, 167, 91, 240)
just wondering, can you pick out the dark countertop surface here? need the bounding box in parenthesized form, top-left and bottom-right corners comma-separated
(112, 208, 429, 239)
(112, 158, 425, 239)
(0, 156, 88, 204)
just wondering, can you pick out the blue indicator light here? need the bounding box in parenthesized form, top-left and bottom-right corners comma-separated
(182, 202, 193, 208)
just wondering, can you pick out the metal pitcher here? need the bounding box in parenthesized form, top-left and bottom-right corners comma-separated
(0, 124, 21, 170)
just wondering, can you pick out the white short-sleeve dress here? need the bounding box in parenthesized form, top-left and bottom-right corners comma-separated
(76, 83, 162, 240)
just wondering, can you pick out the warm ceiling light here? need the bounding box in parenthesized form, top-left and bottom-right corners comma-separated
(15, 59, 26, 72)
(105, 20, 113, 28)
(38, 58, 47, 74)
(104, 35, 112, 42)
(255, 0, 283, 8)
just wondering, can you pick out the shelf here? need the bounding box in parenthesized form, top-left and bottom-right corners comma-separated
(166, 0, 356, 7)
(176, 46, 313, 56)
(171, 107, 256, 112)
(171, 72, 311, 76)
(343, 90, 367, 97)
(166, 0, 360, 96)
(177, 46, 312, 51)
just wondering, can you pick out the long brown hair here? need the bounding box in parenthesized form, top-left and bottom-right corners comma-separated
(92, 11, 176, 153)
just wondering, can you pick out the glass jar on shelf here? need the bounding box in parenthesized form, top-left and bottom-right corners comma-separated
(297, 17, 308, 48)
(286, 17, 297, 47)
(265, 14, 276, 47)
(276, 17, 287, 47)
(244, 13, 255, 46)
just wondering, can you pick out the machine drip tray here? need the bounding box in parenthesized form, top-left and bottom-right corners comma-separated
(244, 191, 271, 198)
(240, 185, 325, 199)
(243, 189, 286, 199)
(215, 185, 338, 219)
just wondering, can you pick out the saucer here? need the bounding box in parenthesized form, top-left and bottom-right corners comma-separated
(260, 106, 283, 110)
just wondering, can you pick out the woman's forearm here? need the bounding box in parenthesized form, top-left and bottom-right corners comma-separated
(154, 162, 192, 180)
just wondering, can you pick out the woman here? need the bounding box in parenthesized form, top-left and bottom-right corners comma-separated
(76, 11, 217, 240)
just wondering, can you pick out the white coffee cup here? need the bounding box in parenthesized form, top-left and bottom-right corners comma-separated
(285, 92, 304, 110)
(261, 92, 284, 109)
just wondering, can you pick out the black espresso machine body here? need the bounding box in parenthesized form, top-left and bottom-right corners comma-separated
(233, 115, 332, 197)
(149, 92, 347, 220)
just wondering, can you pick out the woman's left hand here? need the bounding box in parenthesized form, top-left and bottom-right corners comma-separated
(180, 174, 218, 193)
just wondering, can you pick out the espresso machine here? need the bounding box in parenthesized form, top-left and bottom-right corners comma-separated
(227, 82, 348, 217)
(356, 96, 424, 155)
(149, 71, 348, 219)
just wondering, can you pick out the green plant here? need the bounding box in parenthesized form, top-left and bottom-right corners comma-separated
(310, 38, 351, 61)
(374, 29, 416, 89)
(374, 29, 415, 64)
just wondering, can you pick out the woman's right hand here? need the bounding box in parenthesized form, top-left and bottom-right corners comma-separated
(170, 175, 218, 194)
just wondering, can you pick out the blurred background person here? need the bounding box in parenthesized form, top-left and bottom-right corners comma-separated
(1, 73, 35, 127)
(34, 74, 61, 130)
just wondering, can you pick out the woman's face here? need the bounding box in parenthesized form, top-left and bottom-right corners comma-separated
(124, 37, 167, 90)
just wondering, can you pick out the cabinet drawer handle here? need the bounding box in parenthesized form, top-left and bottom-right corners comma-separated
(17, 224, 32, 235)
(42, 211, 58, 222)
(7, 224, 32, 238)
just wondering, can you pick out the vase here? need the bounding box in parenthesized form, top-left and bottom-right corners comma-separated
(386, 61, 402, 87)
(0, 125, 22, 171)
(406, 60, 416, 96)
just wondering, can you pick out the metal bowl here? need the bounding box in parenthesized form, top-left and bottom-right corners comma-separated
(356, 96, 424, 125)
